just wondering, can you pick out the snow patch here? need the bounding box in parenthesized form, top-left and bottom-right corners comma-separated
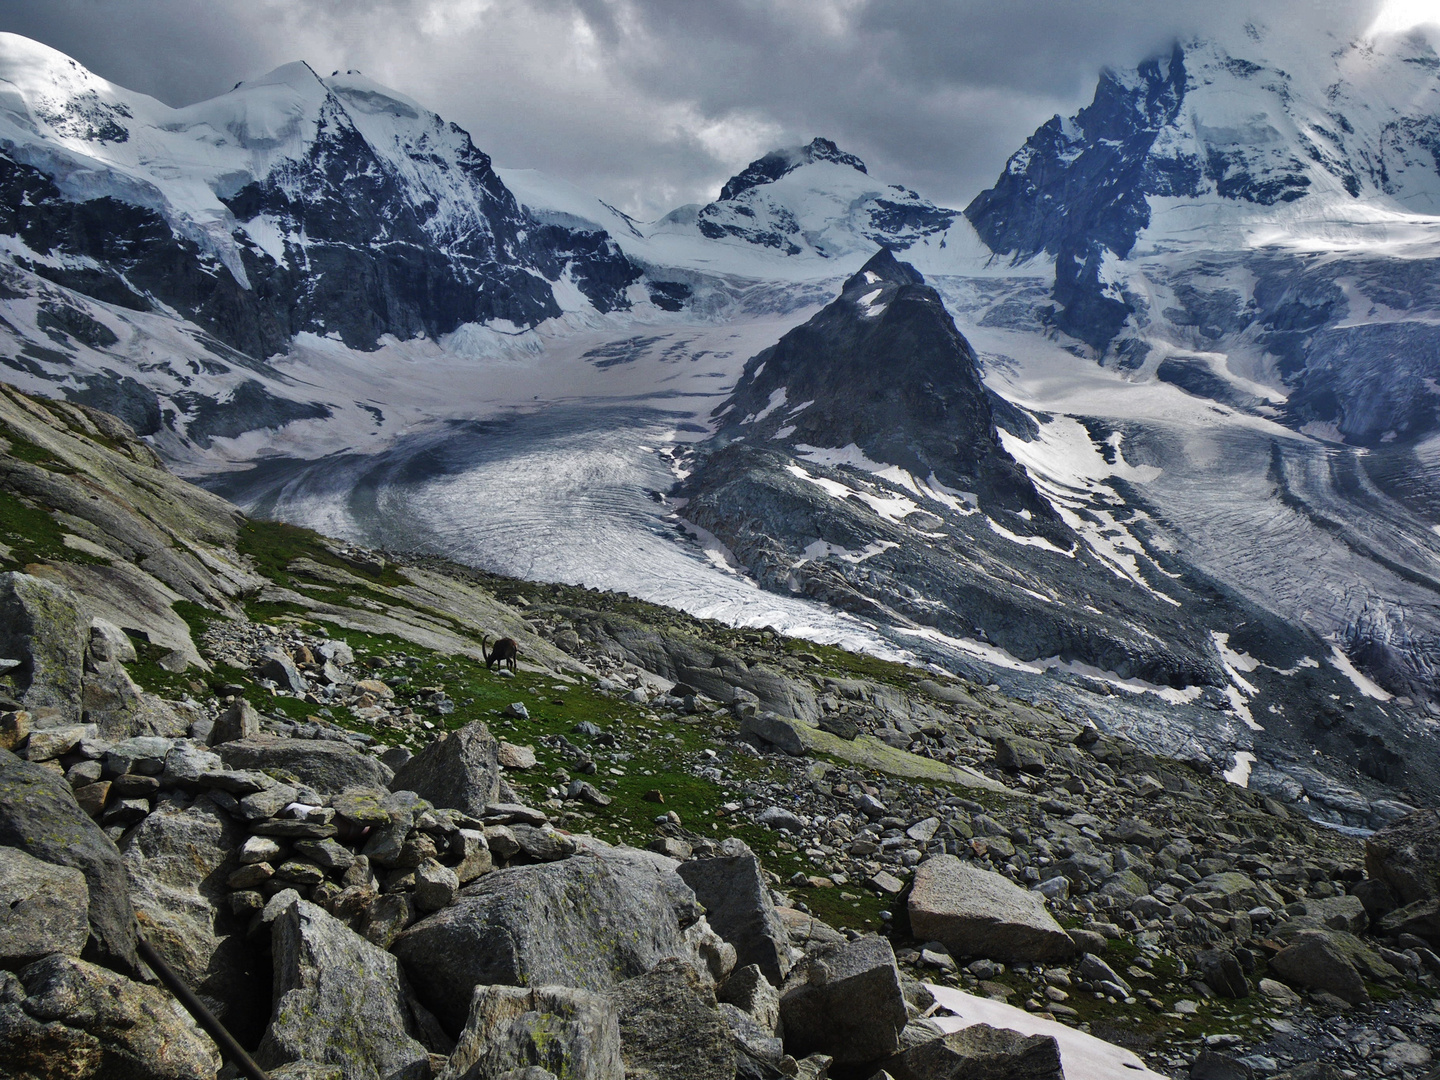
(926, 985, 1169, 1080)
(1224, 750, 1257, 787)
(1328, 644, 1394, 701)
(795, 539, 899, 565)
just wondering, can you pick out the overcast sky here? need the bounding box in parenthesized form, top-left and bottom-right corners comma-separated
(0, 0, 1391, 219)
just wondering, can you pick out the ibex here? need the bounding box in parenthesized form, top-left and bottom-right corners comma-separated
(482, 634, 519, 672)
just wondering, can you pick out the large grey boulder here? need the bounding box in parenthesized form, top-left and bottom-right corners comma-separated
(390, 721, 502, 816)
(0, 953, 220, 1079)
(607, 957, 734, 1080)
(778, 934, 908, 1065)
(0, 749, 137, 972)
(0, 847, 90, 967)
(0, 573, 86, 724)
(908, 856, 1078, 963)
(219, 735, 393, 793)
(1268, 931, 1368, 1004)
(395, 848, 704, 1032)
(1365, 808, 1440, 906)
(120, 794, 265, 1043)
(878, 1023, 1065, 1080)
(258, 898, 430, 1080)
(677, 842, 791, 985)
(440, 984, 623, 1080)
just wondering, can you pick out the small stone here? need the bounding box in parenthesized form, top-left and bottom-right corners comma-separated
(294, 838, 356, 872)
(73, 781, 110, 818)
(229, 862, 275, 889)
(414, 858, 460, 912)
(497, 741, 537, 769)
(240, 836, 284, 865)
(503, 702, 530, 720)
(0, 710, 31, 752)
(757, 806, 805, 832)
(110, 773, 160, 799)
(1256, 978, 1300, 1005)
(567, 780, 612, 806)
(101, 797, 150, 828)
(870, 871, 907, 895)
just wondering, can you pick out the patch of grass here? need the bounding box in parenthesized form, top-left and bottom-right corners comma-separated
(237, 517, 408, 590)
(0, 423, 73, 473)
(0, 487, 108, 568)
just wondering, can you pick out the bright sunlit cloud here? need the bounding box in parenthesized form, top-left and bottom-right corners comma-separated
(1368, 0, 1440, 35)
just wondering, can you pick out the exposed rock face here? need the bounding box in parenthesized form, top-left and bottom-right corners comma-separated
(676, 843, 791, 985)
(0, 847, 90, 967)
(120, 794, 265, 1044)
(389, 720, 502, 816)
(879, 1023, 1065, 1080)
(908, 856, 1079, 964)
(778, 934, 908, 1065)
(218, 735, 393, 792)
(1366, 809, 1440, 906)
(440, 984, 623, 1080)
(0, 953, 220, 1079)
(965, 45, 1192, 347)
(258, 898, 430, 1080)
(395, 848, 705, 1033)
(0, 749, 137, 973)
(607, 957, 734, 1080)
(0, 572, 86, 724)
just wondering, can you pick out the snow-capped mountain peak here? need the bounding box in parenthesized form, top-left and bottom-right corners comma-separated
(716, 136, 868, 201)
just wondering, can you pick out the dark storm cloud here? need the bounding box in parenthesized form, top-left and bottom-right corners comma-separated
(0, 1, 1384, 218)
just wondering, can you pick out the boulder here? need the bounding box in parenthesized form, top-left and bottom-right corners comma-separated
(779, 934, 908, 1065)
(258, 899, 430, 1080)
(395, 848, 704, 1032)
(1268, 932, 1368, 1004)
(1377, 898, 1440, 948)
(607, 957, 734, 1080)
(209, 699, 261, 745)
(219, 735, 393, 794)
(718, 964, 780, 1033)
(0, 573, 86, 725)
(739, 713, 808, 757)
(0, 847, 90, 967)
(390, 721, 502, 816)
(677, 843, 792, 985)
(1365, 808, 1440, 905)
(120, 794, 266, 1044)
(908, 856, 1078, 963)
(81, 665, 189, 740)
(440, 984, 622, 1080)
(0, 749, 137, 972)
(719, 1003, 785, 1078)
(878, 1023, 1065, 1080)
(86, 619, 136, 666)
(160, 741, 222, 789)
(1196, 948, 1250, 999)
(0, 953, 220, 1079)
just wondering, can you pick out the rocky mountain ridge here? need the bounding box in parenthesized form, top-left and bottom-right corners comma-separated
(2, 375, 1439, 1077)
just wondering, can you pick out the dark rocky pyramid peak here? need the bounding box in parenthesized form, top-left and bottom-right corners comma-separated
(842, 247, 926, 293)
(718, 137, 868, 201)
(710, 248, 1061, 528)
